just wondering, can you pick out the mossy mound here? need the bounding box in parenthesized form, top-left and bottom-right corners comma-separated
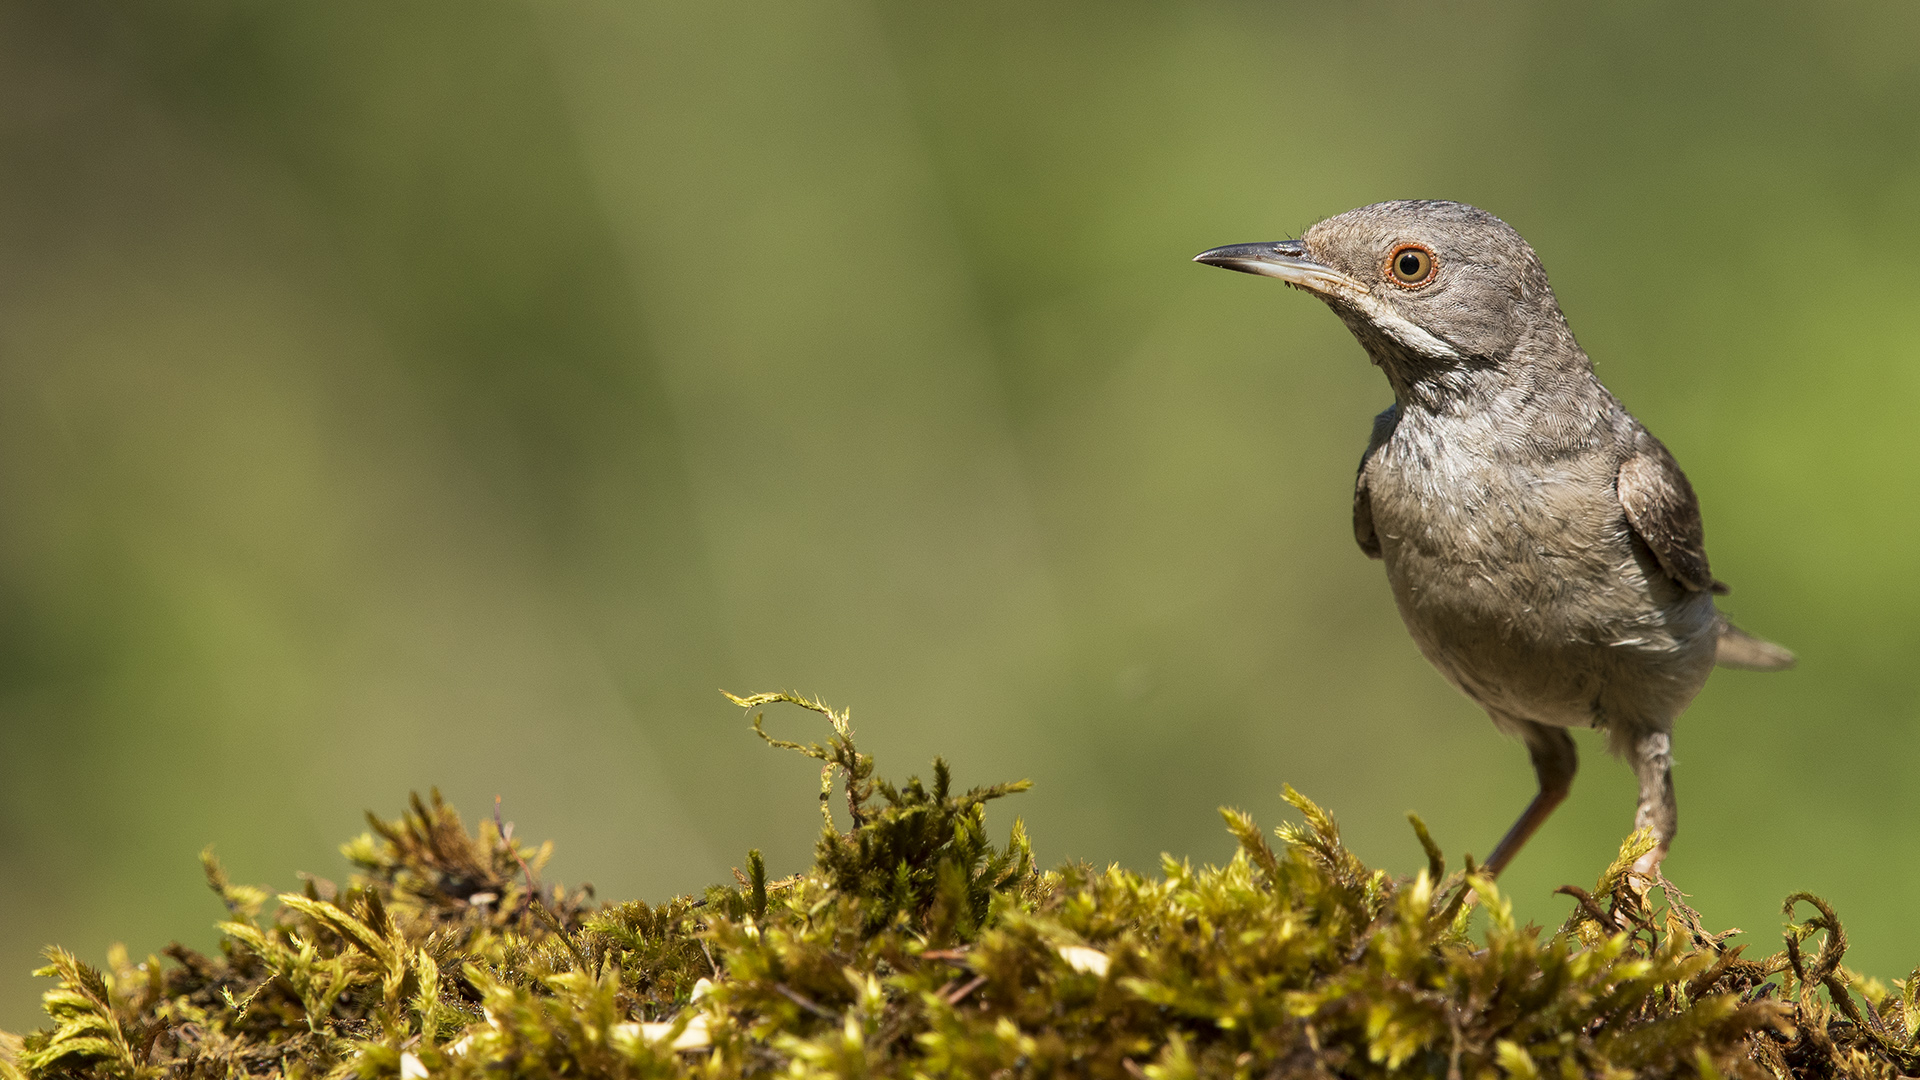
(2, 693, 1914, 1079)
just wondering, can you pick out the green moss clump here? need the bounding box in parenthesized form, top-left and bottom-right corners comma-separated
(3, 692, 1915, 1079)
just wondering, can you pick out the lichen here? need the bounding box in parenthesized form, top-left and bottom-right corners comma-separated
(2, 692, 1913, 1079)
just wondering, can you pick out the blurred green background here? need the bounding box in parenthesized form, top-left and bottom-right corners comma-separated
(2, 0, 1916, 1029)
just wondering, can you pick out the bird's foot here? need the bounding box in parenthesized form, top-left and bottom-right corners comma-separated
(1626, 845, 1667, 893)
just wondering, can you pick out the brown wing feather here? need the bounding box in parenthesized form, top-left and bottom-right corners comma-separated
(1353, 405, 1397, 560)
(1616, 438, 1722, 593)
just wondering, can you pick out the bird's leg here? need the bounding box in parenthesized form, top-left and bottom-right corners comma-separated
(1483, 723, 1577, 878)
(1627, 729, 1676, 876)
(1474, 718, 1582, 880)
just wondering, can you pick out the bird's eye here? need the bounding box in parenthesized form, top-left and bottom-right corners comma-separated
(1388, 244, 1436, 287)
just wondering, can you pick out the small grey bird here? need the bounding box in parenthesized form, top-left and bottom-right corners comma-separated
(1195, 200, 1792, 876)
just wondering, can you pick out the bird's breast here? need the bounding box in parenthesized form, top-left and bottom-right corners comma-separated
(1363, 419, 1715, 726)
(1368, 423, 1626, 590)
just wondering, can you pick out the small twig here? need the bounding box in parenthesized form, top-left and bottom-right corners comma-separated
(943, 974, 988, 1006)
(1347, 910, 1392, 962)
(1446, 1005, 1464, 1080)
(773, 983, 835, 1020)
(1435, 854, 1482, 927)
(494, 796, 591, 973)
(492, 797, 531, 920)
(1555, 885, 1619, 934)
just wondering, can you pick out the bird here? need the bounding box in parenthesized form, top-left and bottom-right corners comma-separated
(1194, 200, 1793, 877)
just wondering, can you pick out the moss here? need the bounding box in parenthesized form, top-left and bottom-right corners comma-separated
(2, 691, 1915, 1079)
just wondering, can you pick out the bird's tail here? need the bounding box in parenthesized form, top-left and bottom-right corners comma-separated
(1715, 619, 1796, 671)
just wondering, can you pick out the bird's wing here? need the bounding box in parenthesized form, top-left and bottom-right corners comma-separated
(1353, 405, 1398, 560)
(1615, 433, 1727, 594)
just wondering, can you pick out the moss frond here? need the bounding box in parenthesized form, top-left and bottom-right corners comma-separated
(4, 693, 1913, 1078)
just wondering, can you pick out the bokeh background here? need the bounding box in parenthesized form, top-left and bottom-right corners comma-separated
(2, 0, 1916, 1029)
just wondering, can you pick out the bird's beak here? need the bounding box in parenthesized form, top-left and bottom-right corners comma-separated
(1195, 238, 1461, 360)
(1192, 241, 1363, 298)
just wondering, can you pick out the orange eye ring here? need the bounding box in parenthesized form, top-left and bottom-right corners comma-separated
(1386, 244, 1437, 287)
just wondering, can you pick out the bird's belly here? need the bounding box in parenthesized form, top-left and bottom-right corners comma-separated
(1369, 467, 1718, 728)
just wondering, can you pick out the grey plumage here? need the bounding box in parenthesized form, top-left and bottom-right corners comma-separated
(1195, 200, 1792, 876)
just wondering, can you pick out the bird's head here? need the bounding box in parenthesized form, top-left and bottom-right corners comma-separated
(1196, 200, 1582, 400)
